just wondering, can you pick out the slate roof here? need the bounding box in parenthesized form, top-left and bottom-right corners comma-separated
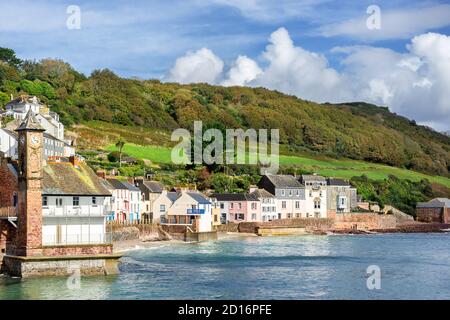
(106, 179, 140, 191)
(264, 175, 303, 188)
(106, 178, 127, 190)
(250, 189, 275, 198)
(167, 192, 182, 202)
(121, 181, 141, 192)
(211, 193, 259, 201)
(301, 174, 327, 182)
(327, 178, 350, 186)
(43, 162, 111, 196)
(187, 192, 211, 204)
(417, 198, 450, 208)
(142, 181, 164, 193)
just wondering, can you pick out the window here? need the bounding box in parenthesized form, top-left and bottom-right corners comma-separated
(13, 193, 18, 207)
(235, 213, 244, 220)
(289, 190, 292, 196)
(220, 203, 224, 209)
(73, 197, 80, 206)
(281, 189, 285, 196)
(251, 203, 257, 210)
(56, 198, 63, 206)
(287, 213, 292, 219)
(92, 197, 97, 205)
(296, 190, 299, 196)
(42, 196, 48, 206)
(252, 213, 257, 220)
(309, 191, 313, 197)
(282, 201, 286, 209)
(295, 201, 300, 209)
(238, 203, 242, 209)
(160, 204, 166, 212)
(314, 199, 321, 210)
(230, 203, 234, 209)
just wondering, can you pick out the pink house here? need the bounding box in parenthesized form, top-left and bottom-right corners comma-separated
(211, 193, 260, 223)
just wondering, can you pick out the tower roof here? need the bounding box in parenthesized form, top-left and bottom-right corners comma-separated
(15, 109, 45, 132)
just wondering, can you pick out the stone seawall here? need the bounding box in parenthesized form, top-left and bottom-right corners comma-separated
(217, 214, 398, 235)
(111, 225, 170, 242)
(334, 213, 397, 230)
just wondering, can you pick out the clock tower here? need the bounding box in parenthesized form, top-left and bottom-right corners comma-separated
(15, 110, 45, 256)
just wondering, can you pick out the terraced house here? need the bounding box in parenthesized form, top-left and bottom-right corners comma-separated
(211, 193, 260, 223)
(104, 178, 142, 222)
(257, 175, 305, 219)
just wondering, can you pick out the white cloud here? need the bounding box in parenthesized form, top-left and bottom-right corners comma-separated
(166, 29, 450, 130)
(165, 48, 224, 84)
(222, 55, 262, 86)
(318, 4, 450, 41)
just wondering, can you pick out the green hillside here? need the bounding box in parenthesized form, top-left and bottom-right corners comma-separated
(105, 143, 450, 188)
(1, 48, 449, 180)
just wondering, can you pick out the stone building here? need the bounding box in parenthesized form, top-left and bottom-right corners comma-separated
(416, 198, 450, 223)
(326, 178, 357, 213)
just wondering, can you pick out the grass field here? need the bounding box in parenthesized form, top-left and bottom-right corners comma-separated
(105, 143, 450, 188)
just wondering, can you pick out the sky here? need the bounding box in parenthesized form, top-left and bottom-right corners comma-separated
(0, 0, 449, 131)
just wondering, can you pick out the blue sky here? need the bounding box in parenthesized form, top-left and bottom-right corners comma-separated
(1, 0, 450, 130)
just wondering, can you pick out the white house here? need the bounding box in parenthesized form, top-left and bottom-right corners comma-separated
(2, 95, 65, 140)
(41, 158, 112, 245)
(250, 189, 277, 222)
(299, 175, 328, 218)
(0, 128, 18, 159)
(158, 191, 213, 233)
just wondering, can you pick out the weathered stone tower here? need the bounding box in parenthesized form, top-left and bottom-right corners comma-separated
(14, 110, 45, 257)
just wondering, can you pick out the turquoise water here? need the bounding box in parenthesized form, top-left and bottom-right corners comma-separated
(1, 233, 450, 300)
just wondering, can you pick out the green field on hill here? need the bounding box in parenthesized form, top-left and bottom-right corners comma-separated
(105, 143, 450, 188)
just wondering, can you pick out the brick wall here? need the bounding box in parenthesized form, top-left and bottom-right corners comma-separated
(41, 244, 113, 256)
(416, 207, 444, 223)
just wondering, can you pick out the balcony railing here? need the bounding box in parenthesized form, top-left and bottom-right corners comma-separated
(0, 207, 17, 219)
(187, 208, 205, 215)
(43, 206, 111, 217)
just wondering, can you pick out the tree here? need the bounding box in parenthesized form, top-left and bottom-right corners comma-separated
(115, 139, 125, 167)
(0, 48, 22, 68)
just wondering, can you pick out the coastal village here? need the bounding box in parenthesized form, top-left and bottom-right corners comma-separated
(0, 96, 449, 278)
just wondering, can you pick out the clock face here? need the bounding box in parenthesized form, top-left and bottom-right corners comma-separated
(31, 135, 40, 146)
